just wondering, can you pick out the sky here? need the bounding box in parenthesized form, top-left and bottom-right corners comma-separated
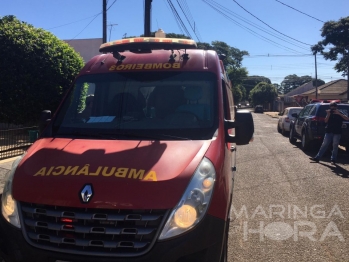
(1, 0, 348, 85)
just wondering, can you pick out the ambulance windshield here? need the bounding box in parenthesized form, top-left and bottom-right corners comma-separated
(52, 72, 218, 140)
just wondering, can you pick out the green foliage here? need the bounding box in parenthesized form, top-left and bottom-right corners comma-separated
(196, 42, 212, 50)
(196, 41, 249, 100)
(242, 76, 271, 99)
(232, 84, 243, 103)
(311, 16, 349, 76)
(213, 41, 248, 69)
(273, 83, 282, 94)
(227, 67, 248, 87)
(313, 79, 325, 88)
(0, 15, 84, 125)
(165, 33, 191, 39)
(280, 74, 324, 94)
(281, 74, 311, 94)
(77, 83, 90, 112)
(249, 82, 277, 106)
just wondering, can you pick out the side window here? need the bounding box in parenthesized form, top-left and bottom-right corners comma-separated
(298, 106, 311, 117)
(284, 109, 288, 116)
(304, 106, 314, 116)
(222, 80, 234, 120)
(308, 106, 317, 116)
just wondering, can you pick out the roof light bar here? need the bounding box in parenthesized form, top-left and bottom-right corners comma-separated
(99, 37, 197, 53)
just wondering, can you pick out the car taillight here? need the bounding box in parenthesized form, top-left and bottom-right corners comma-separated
(311, 116, 325, 122)
(285, 117, 290, 122)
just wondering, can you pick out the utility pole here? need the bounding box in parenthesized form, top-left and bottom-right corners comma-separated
(314, 52, 318, 99)
(144, 0, 152, 37)
(103, 0, 107, 43)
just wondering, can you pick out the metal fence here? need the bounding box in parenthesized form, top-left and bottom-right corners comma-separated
(0, 127, 38, 160)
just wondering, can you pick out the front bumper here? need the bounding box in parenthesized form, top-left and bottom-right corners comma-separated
(0, 205, 226, 262)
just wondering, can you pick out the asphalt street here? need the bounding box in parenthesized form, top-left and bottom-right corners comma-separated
(229, 110, 349, 261)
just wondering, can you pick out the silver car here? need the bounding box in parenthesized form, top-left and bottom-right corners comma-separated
(277, 107, 303, 135)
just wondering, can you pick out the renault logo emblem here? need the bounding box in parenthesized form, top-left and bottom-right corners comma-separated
(80, 184, 93, 203)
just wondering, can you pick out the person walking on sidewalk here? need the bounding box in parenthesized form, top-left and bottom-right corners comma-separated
(310, 101, 349, 165)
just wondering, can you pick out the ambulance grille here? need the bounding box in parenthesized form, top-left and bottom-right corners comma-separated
(20, 202, 168, 257)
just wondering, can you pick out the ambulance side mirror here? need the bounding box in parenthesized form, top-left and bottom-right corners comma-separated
(39, 110, 51, 136)
(225, 110, 254, 145)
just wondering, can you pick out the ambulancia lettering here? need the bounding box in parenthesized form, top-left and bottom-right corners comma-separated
(33, 166, 157, 181)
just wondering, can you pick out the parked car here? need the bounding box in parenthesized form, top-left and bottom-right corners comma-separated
(289, 102, 349, 151)
(277, 107, 303, 135)
(254, 105, 264, 113)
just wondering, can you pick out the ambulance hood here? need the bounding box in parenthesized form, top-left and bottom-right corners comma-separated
(12, 138, 211, 209)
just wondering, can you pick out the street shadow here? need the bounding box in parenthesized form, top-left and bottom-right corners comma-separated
(291, 141, 349, 177)
(319, 162, 349, 178)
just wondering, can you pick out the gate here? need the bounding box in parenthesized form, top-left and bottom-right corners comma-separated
(0, 127, 38, 160)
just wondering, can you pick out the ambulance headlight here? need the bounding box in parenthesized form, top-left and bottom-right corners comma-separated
(159, 157, 216, 240)
(1, 155, 24, 228)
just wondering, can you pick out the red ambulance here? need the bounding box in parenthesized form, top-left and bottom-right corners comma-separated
(0, 37, 254, 262)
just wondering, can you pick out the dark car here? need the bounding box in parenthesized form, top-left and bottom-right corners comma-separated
(289, 102, 349, 151)
(254, 105, 264, 113)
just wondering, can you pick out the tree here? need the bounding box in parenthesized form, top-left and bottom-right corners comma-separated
(0, 16, 84, 125)
(211, 41, 249, 69)
(280, 74, 325, 94)
(231, 84, 243, 103)
(249, 82, 277, 106)
(196, 42, 212, 50)
(227, 67, 248, 89)
(273, 83, 282, 94)
(242, 76, 271, 99)
(311, 16, 349, 77)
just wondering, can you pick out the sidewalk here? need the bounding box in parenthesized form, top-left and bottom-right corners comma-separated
(264, 111, 279, 118)
(0, 156, 18, 193)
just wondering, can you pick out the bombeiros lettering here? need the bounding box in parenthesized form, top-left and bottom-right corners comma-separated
(33, 166, 157, 181)
(109, 62, 180, 71)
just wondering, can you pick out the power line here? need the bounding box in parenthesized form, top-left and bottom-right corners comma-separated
(162, 0, 185, 35)
(275, 0, 325, 23)
(203, 0, 307, 54)
(46, 14, 101, 30)
(53, 0, 118, 42)
(231, 0, 312, 46)
(176, 0, 202, 41)
(206, 0, 310, 51)
(65, 13, 101, 42)
(166, 0, 193, 38)
(107, 0, 118, 11)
